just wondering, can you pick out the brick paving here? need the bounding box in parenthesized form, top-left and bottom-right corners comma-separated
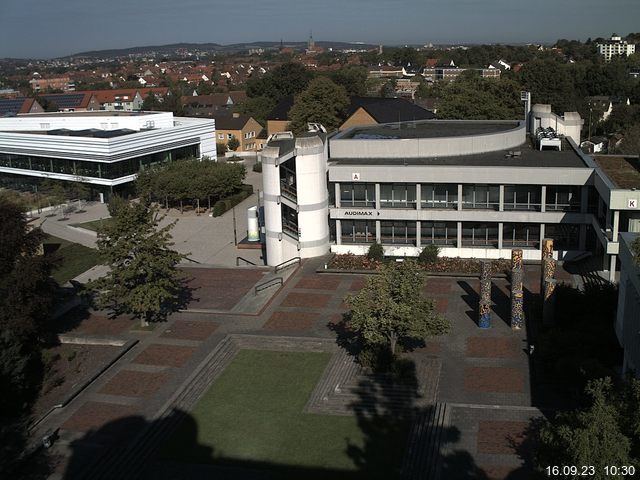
(41, 260, 577, 479)
(464, 367, 526, 393)
(133, 344, 197, 368)
(161, 320, 218, 341)
(99, 370, 168, 398)
(183, 267, 265, 310)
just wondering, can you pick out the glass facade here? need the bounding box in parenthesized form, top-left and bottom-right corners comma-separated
(380, 221, 416, 245)
(340, 183, 375, 208)
(461, 184, 500, 210)
(546, 186, 581, 212)
(420, 221, 457, 246)
(0, 144, 198, 180)
(462, 223, 499, 247)
(281, 204, 298, 239)
(379, 183, 416, 208)
(545, 224, 580, 250)
(421, 184, 458, 209)
(503, 223, 540, 248)
(279, 159, 297, 202)
(341, 220, 375, 244)
(503, 185, 541, 211)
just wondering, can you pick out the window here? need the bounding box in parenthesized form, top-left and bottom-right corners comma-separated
(279, 160, 297, 201)
(218, 134, 224, 139)
(421, 222, 457, 246)
(545, 224, 580, 250)
(340, 183, 375, 208)
(462, 223, 499, 247)
(503, 223, 540, 248)
(379, 183, 416, 209)
(546, 186, 581, 212)
(281, 204, 298, 239)
(421, 184, 458, 209)
(503, 185, 541, 211)
(380, 221, 416, 245)
(227, 133, 233, 140)
(462, 185, 500, 210)
(39, 123, 50, 129)
(341, 220, 375, 244)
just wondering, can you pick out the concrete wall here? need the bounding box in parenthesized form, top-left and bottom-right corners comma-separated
(2, 111, 174, 131)
(616, 233, 640, 374)
(530, 104, 583, 144)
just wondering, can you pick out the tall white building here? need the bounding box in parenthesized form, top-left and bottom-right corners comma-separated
(597, 34, 636, 62)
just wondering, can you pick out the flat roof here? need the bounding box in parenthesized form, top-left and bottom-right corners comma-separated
(18, 111, 159, 118)
(594, 155, 640, 189)
(339, 120, 521, 140)
(330, 138, 588, 169)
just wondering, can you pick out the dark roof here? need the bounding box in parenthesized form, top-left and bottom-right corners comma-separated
(212, 114, 251, 130)
(347, 97, 435, 123)
(38, 93, 89, 109)
(341, 121, 519, 140)
(0, 97, 28, 116)
(46, 128, 137, 138)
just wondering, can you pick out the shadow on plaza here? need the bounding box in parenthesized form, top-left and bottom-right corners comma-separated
(457, 280, 512, 327)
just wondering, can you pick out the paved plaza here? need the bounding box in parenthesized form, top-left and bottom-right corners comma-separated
(30, 254, 576, 480)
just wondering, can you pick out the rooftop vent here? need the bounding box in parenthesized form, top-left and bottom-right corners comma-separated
(535, 127, 562, 151)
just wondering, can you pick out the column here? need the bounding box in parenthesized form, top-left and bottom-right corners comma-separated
(457, 221, 463, 248)
(498, 223, 504, 250)
(579, 224, 587, 251)
(335, 219, 342, 245)
(609, 255, 617, 283)
(479, 261, 492, 329)
(415, 184, 421, 211)
(334, 182, 341, 208)
(510, 249, 524, 330)
(613, 210, 620, 240)
(499, 185, 505, 212)
(540, 186, 546, 213)
(376, 220, 381, 243)
(580, 185, 589, 214)
(375, 183, 381, 210)
(416, 221, 421, 247)
(457, 184, 463, 211)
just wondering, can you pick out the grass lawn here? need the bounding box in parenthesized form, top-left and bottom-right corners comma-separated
(43, 235, 101, 284)
(71, 218, 113, 232)
(163, 350, 408, 479)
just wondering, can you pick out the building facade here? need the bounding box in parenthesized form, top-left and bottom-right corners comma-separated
(597, 34, 636, 62)
(615, 233, 640, 375)
(0, 111, 216, 199)
(260, 106, 640, 281)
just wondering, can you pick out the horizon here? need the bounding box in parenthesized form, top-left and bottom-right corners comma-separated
(1, 0, 639, 59)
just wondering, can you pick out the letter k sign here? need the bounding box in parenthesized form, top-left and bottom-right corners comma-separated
(629, 199, 638, 209)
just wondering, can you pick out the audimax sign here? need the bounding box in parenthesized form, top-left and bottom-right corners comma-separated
(343, 211, 380, 216)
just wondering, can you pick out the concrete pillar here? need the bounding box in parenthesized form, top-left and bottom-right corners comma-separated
(540, 186, 546, 213)
(334, 182, 341, 208)
(375, 183, 381, 210)
(416, 184, 421, 210)
(613, 210, 620, 240)
(335, 219, 341, 245)
(609, 255, 617, 283)
(457, 221, 463, 248)
(580, 185, 589, 214)
(376, 220, 381, 243)
(457, 184, 463, 211)
(416, 221, 421, 247)
(499, 185, 505, 212)
(479, 261, 492, 329)
(498, 223, 504, 249)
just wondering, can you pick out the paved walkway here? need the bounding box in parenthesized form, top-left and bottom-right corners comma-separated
(33, 257, 573, 479)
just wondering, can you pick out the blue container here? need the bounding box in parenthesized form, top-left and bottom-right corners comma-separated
(479, 313, 491, 329)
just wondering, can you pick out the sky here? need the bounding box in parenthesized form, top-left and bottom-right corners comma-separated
(1, 0, 639, 59)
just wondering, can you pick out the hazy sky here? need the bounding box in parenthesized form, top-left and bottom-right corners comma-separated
(1, 0, 639, 58)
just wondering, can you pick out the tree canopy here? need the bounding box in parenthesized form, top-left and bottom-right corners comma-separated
(345, 260, 450, 356)
(245, 62, 314, 102)
(288, 77, 350, 134)
(91, 199, 188, 326)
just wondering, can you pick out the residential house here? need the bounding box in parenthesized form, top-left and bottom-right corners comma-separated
(0, 97, 44, 116)
(598, 34, 636, 62)
(181, 92, 247, 117)
(213, 113, 264, 152)
(29, 75, 74, 92)
(36, 92, 100, 112)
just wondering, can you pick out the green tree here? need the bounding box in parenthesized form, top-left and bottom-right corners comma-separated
(245, 62, 314, 101)
(535, 378, 632, 478)
(288, 77, 349, 134)
(0, 197, 56, 474)
(518, 59, 577, 113)
(227, 135, 240, 152)
(90, 199, 188, 326)
(236, 95, 274, 125)
(619, 123, 640, 154)
(345, 260, 450, 356)
(328, 66, 368, 96)
(141, 91, 162, 111)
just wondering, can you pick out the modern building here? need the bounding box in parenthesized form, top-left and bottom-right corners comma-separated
(597, 34, 636, 62)
(0, 111, 216, 200)
(615, 233, 640, 375)
(260, 105, 640, 282)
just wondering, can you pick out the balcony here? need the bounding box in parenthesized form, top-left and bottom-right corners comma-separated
(280, 181, 297, 202)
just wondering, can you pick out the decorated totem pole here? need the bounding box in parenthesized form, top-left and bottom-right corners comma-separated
(510, 249, 524, 330)
(479, 261, 492, 329)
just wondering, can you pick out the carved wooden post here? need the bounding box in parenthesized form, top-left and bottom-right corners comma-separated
(510, 249, 524, 330)
(543, 278, 557, 325)
(541, 238, 554, 294)
(479, 261, 492, 328)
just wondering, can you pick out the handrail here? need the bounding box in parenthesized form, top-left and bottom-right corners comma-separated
(236, 256, 257, 266)
(184, 256, 202, 264)
(255, 277, 283, 295)
(274, 256, 301, 274)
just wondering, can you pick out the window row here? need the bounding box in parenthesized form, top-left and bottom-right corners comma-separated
(336, 183, 582, 212)
(338, 221, 580, 250)
(0, 145, 198, 180)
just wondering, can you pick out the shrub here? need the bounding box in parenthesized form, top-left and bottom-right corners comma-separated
(253, 161, 263, 173)
(418, 244, 440, 264)
(211, 185, 254, 217)
(366, 241, 384, 262)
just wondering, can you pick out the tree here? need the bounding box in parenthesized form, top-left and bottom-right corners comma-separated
(288, 77, 349, 134)
(245, 62, 314, 102)
(0, 197, 56, 474)
(141, 91, 162, 111)
(619, 123, 640, 154)
(345, 260, 450, 356)
(227, 135, 240, 152)
(90, 199, 188, 326)
(236, 95, 274, 125)
(328, 66, 368, 96)
(535, 378, 632, 478)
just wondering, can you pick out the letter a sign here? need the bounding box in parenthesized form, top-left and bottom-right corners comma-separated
(352, 172, 360, 181)
(629, 198, 638, 209)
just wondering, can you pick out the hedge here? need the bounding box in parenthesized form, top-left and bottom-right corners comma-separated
(212, 184, 254, 217)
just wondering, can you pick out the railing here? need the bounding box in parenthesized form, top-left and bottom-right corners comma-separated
(236, 256, 257, 266)
(280, 182, 297, 202)
(274, 256, 301, 274)
(255, 277, 283, 295)
(184, 256, 202, 264)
